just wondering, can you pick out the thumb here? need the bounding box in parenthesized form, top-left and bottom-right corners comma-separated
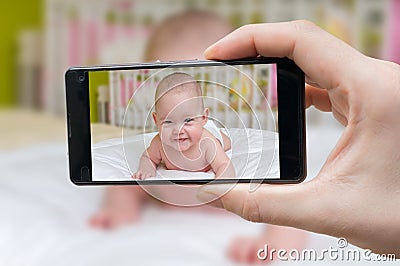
(197, 181, 326, 231)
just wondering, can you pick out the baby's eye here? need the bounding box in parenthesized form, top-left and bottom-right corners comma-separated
(162, 120, 172, 125)
(184, 118, 194, 123)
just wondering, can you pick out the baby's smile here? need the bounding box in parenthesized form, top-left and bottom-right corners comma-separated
(173, 136, 192, 151)
(175, 137, 188, 143)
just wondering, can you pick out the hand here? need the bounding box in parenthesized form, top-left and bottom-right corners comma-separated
(132, 169, 155, 180)
(198, 20, 400, 256)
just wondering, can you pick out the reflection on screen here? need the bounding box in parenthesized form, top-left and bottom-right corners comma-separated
(89, 63, 279, 181)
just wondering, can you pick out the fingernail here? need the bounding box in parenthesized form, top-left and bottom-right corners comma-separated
(196, 184, 233, 203)
(196, 190, 218, 204)
(201, 184, 234, 193)
(204, 45, 216, 59)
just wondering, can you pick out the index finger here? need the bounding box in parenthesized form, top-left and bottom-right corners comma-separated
(204, 21, 365, 91)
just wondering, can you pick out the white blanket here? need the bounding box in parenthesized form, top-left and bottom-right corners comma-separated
(2, 121, 383, 266)
(93, 128, 279, 181)
(0, 143, 265, 266)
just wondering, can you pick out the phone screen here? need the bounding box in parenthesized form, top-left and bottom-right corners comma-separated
(66, 57, 306, 186)
(87, 62, 280, 182)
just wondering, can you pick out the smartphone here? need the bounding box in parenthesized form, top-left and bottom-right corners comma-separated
(65, 57, 306, 185)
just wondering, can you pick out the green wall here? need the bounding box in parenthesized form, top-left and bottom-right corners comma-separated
(89, 71, 109, 123)
(0, 1, 43, 106)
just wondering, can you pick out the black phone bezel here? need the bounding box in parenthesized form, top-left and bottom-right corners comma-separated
(65, 57, 306, 185)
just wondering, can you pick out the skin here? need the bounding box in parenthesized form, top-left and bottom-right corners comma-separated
(197, 20, 400, 256)
(132, 85, 235, 180)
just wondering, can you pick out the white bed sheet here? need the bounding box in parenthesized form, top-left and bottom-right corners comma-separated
(0, 143, 265, 266)
(93, 128, 279, 181)
(1, 118, 395, 265)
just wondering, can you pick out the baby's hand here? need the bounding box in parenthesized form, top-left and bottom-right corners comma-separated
(132, 169, 155, 180)
(133, 138, 160, 180)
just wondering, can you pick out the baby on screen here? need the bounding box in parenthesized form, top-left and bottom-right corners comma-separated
(132, 72, 235, 179)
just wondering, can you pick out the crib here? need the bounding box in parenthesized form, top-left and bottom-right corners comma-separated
(96, 63, 278, 132)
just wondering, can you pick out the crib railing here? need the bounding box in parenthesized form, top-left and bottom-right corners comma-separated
(96, 64, 278, 131)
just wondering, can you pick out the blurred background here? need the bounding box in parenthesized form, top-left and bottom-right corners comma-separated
(1, 0, 399, 114)
(1, 0, 399, 265)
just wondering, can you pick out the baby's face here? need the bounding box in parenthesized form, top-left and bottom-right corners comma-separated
(153, 90, 207, 152)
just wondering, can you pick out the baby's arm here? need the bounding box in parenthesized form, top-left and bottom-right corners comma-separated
(205, 139, 236, 179)
(133, 135, 162, 180)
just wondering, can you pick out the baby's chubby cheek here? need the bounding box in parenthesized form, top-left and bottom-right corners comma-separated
(159, 129, 173, 141)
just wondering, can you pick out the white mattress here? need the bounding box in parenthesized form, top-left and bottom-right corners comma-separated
(1, 119, 394, 265)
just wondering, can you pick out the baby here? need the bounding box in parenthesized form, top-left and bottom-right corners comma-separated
(91, 10, 308, 265)
(90, 10, 234, 228)
(133, 72, 235, 180)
